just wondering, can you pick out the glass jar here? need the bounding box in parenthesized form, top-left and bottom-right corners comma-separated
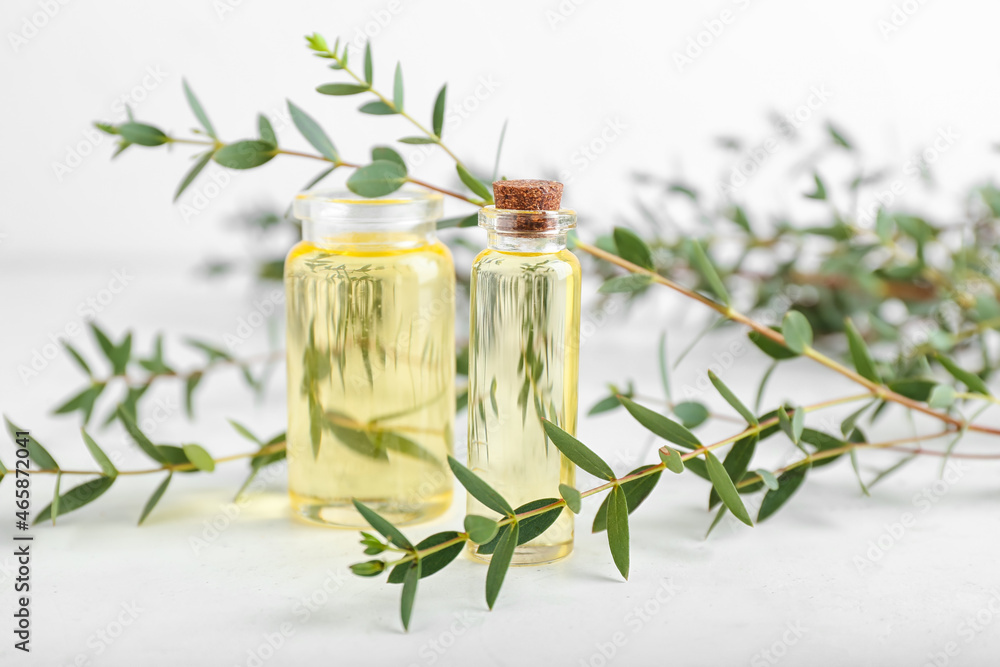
(285, 189, 455, 527)
(466, 204, 581, 564)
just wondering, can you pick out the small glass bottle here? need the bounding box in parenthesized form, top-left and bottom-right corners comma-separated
(466, 180, 581, 564)
(285, 189, 455, 527)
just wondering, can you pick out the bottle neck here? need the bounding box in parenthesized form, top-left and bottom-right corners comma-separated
(486, 230, 568, 254)
(303, 219, 437, 250)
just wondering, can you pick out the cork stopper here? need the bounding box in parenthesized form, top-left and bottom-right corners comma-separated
(493, 179, 563, 211)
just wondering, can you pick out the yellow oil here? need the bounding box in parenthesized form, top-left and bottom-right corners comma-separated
(285, 232, 455, 527)
(466, 247, 581, 564)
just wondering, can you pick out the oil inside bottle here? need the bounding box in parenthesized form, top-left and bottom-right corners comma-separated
(467, 246, 580, 564)
(285, 231, 455, 527)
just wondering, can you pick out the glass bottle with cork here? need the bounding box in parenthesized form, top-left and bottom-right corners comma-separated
(466, 179, 581, 564)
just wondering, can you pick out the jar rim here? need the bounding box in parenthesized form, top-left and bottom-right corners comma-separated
(293, 188, 444, 224)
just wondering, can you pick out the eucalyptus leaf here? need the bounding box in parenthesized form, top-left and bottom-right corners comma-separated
(606, 487, 630, 579)
(214, 141, 277, 169)
(613, 227, 654, 270)
(346, 160, 407, 197)
(618, 397, 701, 450)
(541, 420, 615, 481)
(288, 100, 340, 162)
(485, 522, 518, 609)
(447, 456, 513, 516)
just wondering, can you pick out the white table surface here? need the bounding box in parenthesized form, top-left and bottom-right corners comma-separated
(2, 256, 1000, 667)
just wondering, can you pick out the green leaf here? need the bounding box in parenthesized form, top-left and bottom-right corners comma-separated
(849, 450, 870, 496)
(301, 165, 337, 190)
(363, 40, 374, 84)
(658, 447, 684, 473)
(755, 469, 779, 491)
(800, 428, 845, 468)
(257, 114, 276, 145)
(228, 419, 261, 445)
(352, 499, 413, 549)
(777, 406, 802, 445)
(485, 522, 518, 609)
(673, 401, 709, 429)
(705, 505, 728, 538)
(658, 331, 672, 402)
(63, 343, 93, 376)
(613, 227, 654, 270)
(727, 205, 751, 232)
(541, 421, 615, 480)
(708, 371, 757, 425)
(827, 122, 851, 149)
(393, 62, 404, 110)
(184, 372, 202, 418)
(118, 122, 169, 146)
(936, 354, 990, 395)
(447, 456, 513, 516)
(684, 456, 710, 480)
(432, 85, 447, 137)
(709, 434, 758, 509)
(844, 319, 881, 383)
(473, 498, 559, 554)
(138, 473, 172, 525)
(588, 395, 622, 416)
(53, 384, 104, 424)
(5, 417, 58, 470)
(781, 311, 813, 354)
(117, 407, 169, 464)
(316, 83, 370, 95)
(888, 378, 936, 401)
(398, 136, 438, 145)
(90, 324, 130, 374)
(81, 429, 117, 478)
(386, 531, 463, 583)
(619, 397, 701, 450)
(288, 100, 339, 162)
(400, 560, 420, 631)
(359, 101, 398, 115)
(346, 160, 407, 197)
(705, 450, 752, 526)
(173, 151, 213, 202)
(181, 79, 215, 138)
(805, 172, 827, 200)
(214, 141, 277, 169)
(182, 444, 215, 472)
(599, 274, 653, 294)
(464, 515, 500, 544)
(559, 484, 582, 513)
(758, 467, 808, 522)
(606, 486, 630, 579)
(34, 477, 115, 523)
(372, 146, 406, 172)
(593, 465, 661, 532)
(456, 164, 493, 202)
(749, 328, 797, 360)
(688, 239, 730, 305)
(927, 384, 956, 409)
(350, 560, 386, 577)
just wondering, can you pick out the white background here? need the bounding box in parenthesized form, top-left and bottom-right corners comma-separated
(3, 0, 1000, 665)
